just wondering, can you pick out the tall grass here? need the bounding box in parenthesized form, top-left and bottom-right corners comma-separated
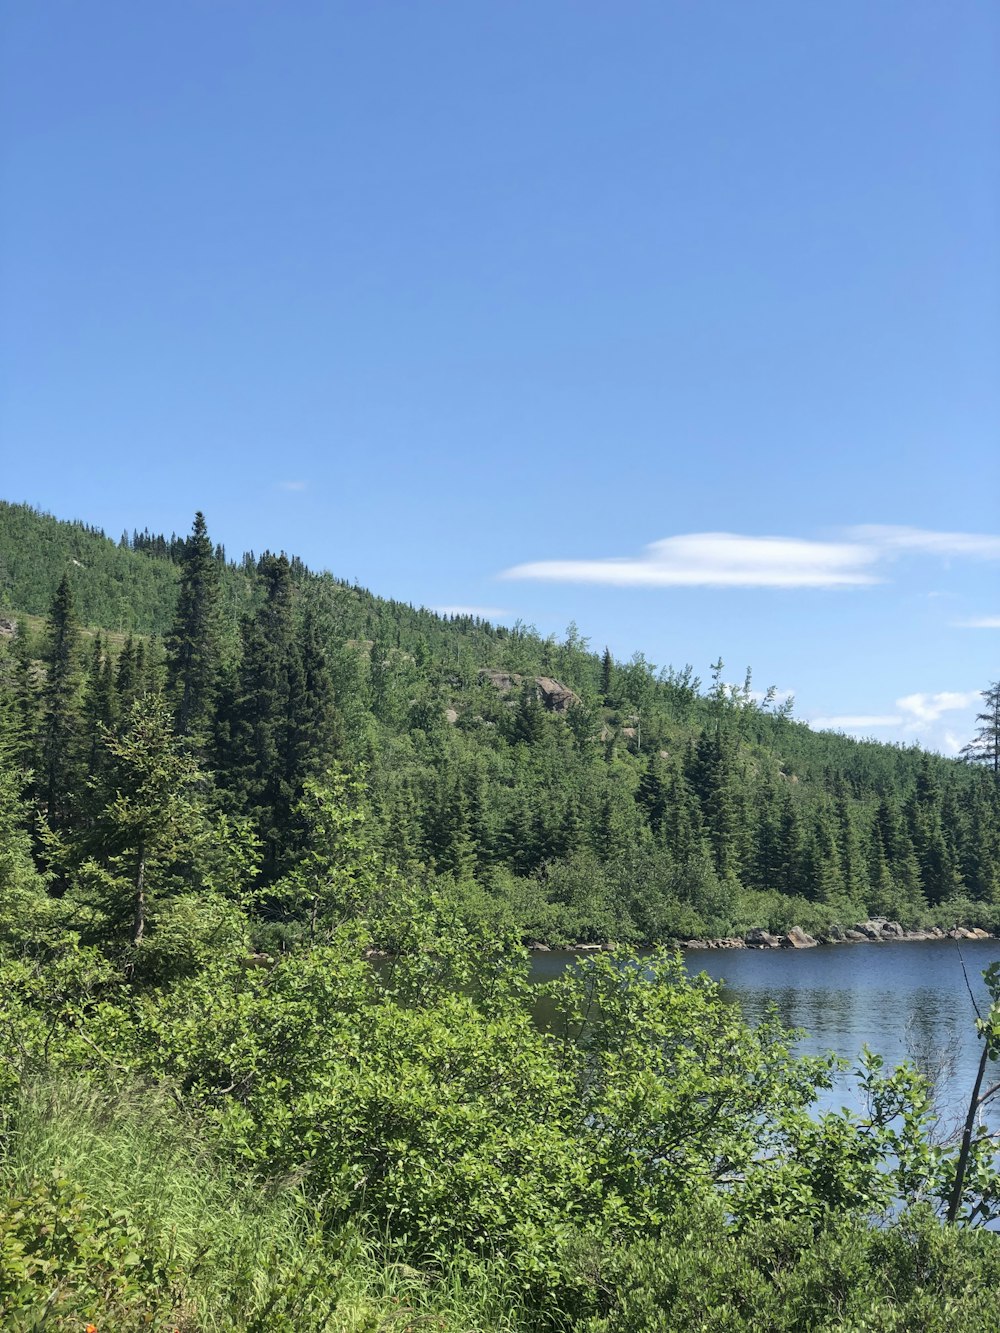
(0, 1078, 543, 1332)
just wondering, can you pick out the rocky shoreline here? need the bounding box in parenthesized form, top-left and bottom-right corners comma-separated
(526, 919, 997, 954)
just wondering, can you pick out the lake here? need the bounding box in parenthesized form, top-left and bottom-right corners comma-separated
(530, 937, 1000, 1134)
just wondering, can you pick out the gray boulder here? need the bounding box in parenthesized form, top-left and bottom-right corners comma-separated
(782, 926, 818, 949)
(745, 929, 782, 949)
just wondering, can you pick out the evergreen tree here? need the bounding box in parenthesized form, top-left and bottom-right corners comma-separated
(79, 633, 118, 794)
(962, 681, 1000, 778)
(774, 782, 806, 895)
(38, 574, 81, 829)
(687, 727, 738, 881)
(600, 646, 615, 704)
(906, 757, 964, 905)
(635, 753, 668, 834)
(86, 694, 203, 947)
(224, 554, 315, 878)
(0, 621, 37, 771)
(805, 803, 843, 904)
(834, 781, 867, 901)
(662, 762, 702, 866)
(116, 635, 142, 708)
(0, 752, 48, 934)
(511, 681, 546, 747)
(289, 606, 340, 781)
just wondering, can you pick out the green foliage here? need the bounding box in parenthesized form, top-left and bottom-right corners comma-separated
(5, 504, 1000, 1329)
(4, 501, 996, 943)
(0, 915, 999, 1328)
(572, 1202, 1000, 1332)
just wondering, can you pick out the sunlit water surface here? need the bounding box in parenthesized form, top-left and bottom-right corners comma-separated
(530, 939, 1000, 1133)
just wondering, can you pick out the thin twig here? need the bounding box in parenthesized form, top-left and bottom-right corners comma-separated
(956, 941, 984, 1022)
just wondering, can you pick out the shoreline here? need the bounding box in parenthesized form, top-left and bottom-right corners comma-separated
(527, 919, 998, 955)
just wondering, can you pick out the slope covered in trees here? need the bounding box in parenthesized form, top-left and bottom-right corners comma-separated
(3, 500, 1000, 1329)
(1, 499, 998, 947)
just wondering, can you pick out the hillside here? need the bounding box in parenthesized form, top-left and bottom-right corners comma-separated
(1, 499, 997, 945)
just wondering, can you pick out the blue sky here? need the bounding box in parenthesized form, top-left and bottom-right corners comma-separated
(2, 2, 998, 753)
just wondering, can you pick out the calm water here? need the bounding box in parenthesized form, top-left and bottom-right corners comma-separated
(530, 938, 1000, 1132)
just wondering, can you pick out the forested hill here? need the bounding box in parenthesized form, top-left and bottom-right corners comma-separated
(1, 498, 997, 945)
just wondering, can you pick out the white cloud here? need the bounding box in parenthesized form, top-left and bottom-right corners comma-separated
(278, 480, 307, 492)
(808, 690, 982, 753)
(895, 691, 981, 727)
(433, 605, 509, 619)
(850, 525, 1000, 559)
(955, 615, 1000, 629)
(500, 524, 1000, 591)
(501, 533, 880, 589)
(810, 715, 903, 731)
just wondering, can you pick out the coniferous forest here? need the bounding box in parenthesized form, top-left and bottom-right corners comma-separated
(2, 499, 999, 952)
(3, 499, 1000, 1329)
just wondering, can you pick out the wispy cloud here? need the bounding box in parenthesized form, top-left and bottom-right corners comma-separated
(896, 691, 981, 726)
(501, 533, 880, 589)
(810, 714, 903, 731)
(954, 615, 1000, 629)
(809, 690, 982, 744)
(277, 480, 307, 492)
(500, 524, 1000, 591)
(433, 604, 509, 619)
(849, 525, 1000, 559)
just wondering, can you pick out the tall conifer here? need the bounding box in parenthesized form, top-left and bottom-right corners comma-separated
(38, 574, 81, 828)
(166, 512, 222, 744)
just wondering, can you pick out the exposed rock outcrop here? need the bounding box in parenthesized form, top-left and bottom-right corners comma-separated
(782, 926, 818, 949)
(477, 668, 582, 714)
(745, 929, 782, 949)
(534, 676, 581, 714)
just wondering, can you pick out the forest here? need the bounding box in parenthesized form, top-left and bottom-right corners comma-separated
(2, 500, 1000, 1329)
(2, 499, 999, 951)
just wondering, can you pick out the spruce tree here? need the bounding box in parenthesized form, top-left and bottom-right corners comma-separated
(600, 646, 615, 704)
(79, 633, 118, 795)
(85, 693, 203, 949)
(116, 635, 142, 708)
(225, 554, 310, 878)
(687, 727, 738, 881)
(962, 681, 1000, 778)
(0, 621, 37, 772)
(38, 574, 81, 829)
(166, 512, 222, 744)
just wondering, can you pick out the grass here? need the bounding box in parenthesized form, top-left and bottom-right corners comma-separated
(0, 1078, 542, 1332)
